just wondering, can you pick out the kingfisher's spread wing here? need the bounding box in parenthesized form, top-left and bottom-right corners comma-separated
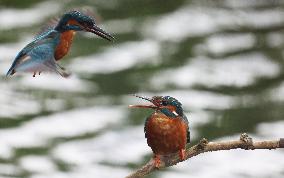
(6, 30, 70, 77)
(35, 18, 59, 40)
(28, 43, 70, 77)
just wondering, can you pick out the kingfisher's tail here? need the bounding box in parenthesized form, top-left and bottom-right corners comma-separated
(55, 63, 71, 78)
(6, 67, 16, 77)
(43, 60, 71, 78)
(187, 130, 190, 143)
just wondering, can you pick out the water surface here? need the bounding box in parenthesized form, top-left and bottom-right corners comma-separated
(0, 0, 284, 178)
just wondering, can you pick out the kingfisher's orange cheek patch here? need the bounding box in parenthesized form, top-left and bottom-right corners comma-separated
(67, 19, 86, 30)
(67, 19, 80, 25)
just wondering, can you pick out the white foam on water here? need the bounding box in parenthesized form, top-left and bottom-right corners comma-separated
(19, 74, 94, 92)
(239, 9, 284, 28)
(185, 110, 211, 125)
(161, 90, 234, 110)
(30, 164, 130, 178)
(0, 83, 41, 118)
(19, 156, 56, 173)
(256, 121, 284, 138)
(52, 126, 149, 165)
(205, 33, 256, 55)
(69, 40, 160, 74)
(143, 7, 219, 41)
(223, 0, 284, 8)
(0, 106, 125, 158)
(143, 6, 284, 41)
(0, 1, 61, 30)
(150, 53, 280, 88)
(0, 164, 20, 175)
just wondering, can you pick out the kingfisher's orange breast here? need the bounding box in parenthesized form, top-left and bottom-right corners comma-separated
(55, 30, 75, 61)
(145, 112, 188, 156)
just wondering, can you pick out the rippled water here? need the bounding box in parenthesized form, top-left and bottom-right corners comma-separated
(0, 0, 284, 178)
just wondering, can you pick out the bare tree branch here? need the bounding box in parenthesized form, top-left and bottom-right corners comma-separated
(125, 133, 284, 178)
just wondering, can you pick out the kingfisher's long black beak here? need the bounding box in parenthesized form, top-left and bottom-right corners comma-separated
(86, 24, 114, 41)
(129, 94, 158, 109)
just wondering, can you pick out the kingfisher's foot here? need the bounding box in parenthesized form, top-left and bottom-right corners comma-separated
(39, 71, 41, 75)
(179, 149, 186, 161)
(153, 154, 161, 168)
(33, 72, 36, 77)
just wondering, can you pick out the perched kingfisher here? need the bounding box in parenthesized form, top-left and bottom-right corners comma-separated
(6, 10, 114, 77)
(129, 95, 190, 167)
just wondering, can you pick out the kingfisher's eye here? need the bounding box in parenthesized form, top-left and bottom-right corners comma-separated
(162, 101, 167, 106)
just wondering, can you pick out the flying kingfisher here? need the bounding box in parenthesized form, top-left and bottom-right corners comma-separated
(129, 95, 190, 167)
(6, 10, 114, 77)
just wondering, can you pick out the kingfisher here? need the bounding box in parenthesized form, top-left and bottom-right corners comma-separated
(6, 10, 114, 77)
(6, 29, 72, 77)
(52, 10, 114, 61)
(129, 95, 190, 167)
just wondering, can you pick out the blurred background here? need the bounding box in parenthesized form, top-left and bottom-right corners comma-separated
(0, 0, 284, 177)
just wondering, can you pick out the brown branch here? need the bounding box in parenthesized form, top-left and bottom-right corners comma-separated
(125, 133, 284, 178)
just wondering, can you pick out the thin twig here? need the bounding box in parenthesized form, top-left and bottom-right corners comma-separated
(125, 133, 284, 178)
